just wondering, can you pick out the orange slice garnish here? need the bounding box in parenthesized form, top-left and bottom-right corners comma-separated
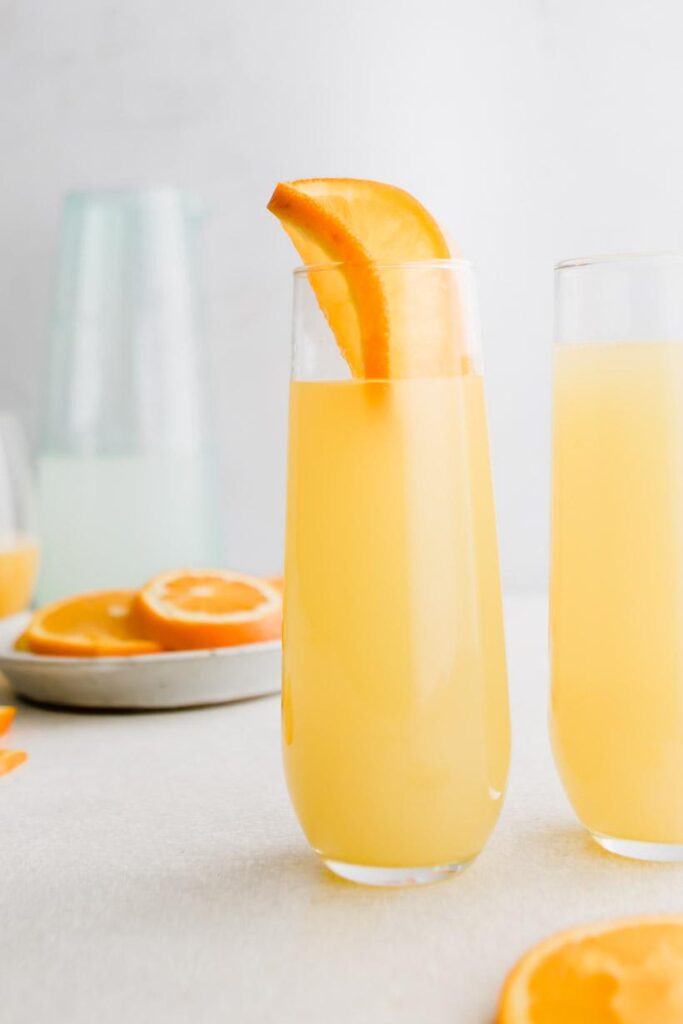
(0, 749, 27, 776)
(497, 915, 683, 1023)
(267, 178, 465, 379)
(135, 569, 282, 650)
(25, 590, 162, 657)
(0, 705, 16, 736)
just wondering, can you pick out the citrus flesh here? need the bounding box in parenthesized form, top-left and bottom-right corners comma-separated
(268, 178, 466, 379)
(134, 569, 282, 650)
(498, 916, 683, 1024)
(25, 590, 162, 657)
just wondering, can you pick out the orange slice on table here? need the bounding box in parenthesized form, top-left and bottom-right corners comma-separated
(268, 178, 466, 379)
(0, 749, 27, 777)
(0, 705, 16, 736)
(135, 569, 282, 650)
(497, 915, 683, 1023)
(25, 590, 162, 657)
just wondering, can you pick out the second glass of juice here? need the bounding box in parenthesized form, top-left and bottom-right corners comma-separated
(283, 261, 510, 886)
(551, 252, 683, 860)
(0, 415, 39, 617)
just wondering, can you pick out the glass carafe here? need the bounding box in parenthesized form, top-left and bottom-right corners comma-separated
(37, 188, 219, 603)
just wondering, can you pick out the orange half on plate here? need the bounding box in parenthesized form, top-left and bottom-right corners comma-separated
(134, 569, 283, 650)
(25, 590, 162, 657)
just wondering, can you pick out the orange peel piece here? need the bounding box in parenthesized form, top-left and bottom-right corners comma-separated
(0, 749, 27, 777)
(0, 705, 16, 736)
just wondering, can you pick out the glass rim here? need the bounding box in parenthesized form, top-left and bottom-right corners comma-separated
(63, 186, 196, 204)
(293, 257, 473, 276)
(555, 250, 683, 271)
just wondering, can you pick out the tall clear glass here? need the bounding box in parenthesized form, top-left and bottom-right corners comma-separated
(282, 261, 510, 886)
(37, 188, 218, 603)
(551, 252, 683, 860)
(0, 415, 38, 617)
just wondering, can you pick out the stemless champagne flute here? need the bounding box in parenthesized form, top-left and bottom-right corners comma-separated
(0, 415, 39, 618)
(282, 261, 510, 886)
(551, 252, 683, 860)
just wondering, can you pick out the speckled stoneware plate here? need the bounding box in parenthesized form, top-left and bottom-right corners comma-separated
(0, 613, 281, 710)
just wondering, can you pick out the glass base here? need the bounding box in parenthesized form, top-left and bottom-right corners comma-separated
(323, 858, 473, 887)
(592, 832, 683, 862)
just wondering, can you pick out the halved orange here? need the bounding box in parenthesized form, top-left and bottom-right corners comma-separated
(135, 569, 282, 650)
(0, 705, 16, 736)
(0, 749, 27, 777)
(267, 178, 465, 379)
(25, 590, 162, 657)
(497, 915, 683, 1023)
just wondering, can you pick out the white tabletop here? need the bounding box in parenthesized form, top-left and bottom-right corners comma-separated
(2, 594, 681, 1024)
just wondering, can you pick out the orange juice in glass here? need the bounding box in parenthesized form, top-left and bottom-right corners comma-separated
(271, 179, 509, 885)
(551, 253, 683, 860)
(0, 415, 38, 618)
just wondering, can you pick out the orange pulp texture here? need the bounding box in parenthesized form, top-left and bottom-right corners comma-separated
(134, 569, 283, 650)
(497, 916, 683, 1024)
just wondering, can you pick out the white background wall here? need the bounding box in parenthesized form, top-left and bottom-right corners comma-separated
(3, 0, 683, 590)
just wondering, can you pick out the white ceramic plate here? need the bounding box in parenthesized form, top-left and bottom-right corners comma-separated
(0, 613, 281, 710)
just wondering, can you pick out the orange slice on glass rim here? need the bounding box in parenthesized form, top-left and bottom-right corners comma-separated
(134, 569, 282, 650)
(497, 915, 683, 1023)
(25, 590, 162, 657)
(267, 178, 466, 379)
